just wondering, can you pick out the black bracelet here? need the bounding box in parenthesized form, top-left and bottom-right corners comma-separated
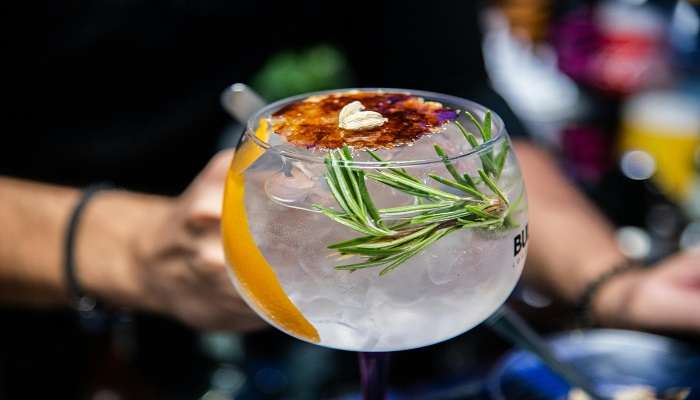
(64, 183, 113, 320)
(576, 259, 643, 326)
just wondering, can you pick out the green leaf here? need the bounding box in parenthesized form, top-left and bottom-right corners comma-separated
(462, 204, 497, 219)
(411, 208, 472, 224)
(379, 202, 453, 216)
(454, 119, 496, 177)
(328, 152, 363, 220)
(480, 153, 497, 178)
(331, 149, 393, 235)
(367, 150, 383, 162)
(327, 235, 375, 250)
(483, 111, 492, 141)
(372, 171, 463, 201)
(351, 224, 438, 249)
(462, 173, 477, 189)
(357, 169, 382, 223)
(494, 141, 510, 179)
(365, 173, 433, 198)
(455, 121, 480, 147)
(315, 206, 376, 235)
(478, 169, 509, 205)
(324, 164, 352, 216)
(367, 150, 419, 182)
(337, 246, 405, 256)
(434, 144, 465, 184)
(429, 174, 488, 200)
(378, 251, 420, 275)
(465, 111, 490, 141)
(457, 218, 503, 228)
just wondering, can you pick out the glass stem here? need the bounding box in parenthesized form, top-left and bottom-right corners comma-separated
(358, 352, 390, 400)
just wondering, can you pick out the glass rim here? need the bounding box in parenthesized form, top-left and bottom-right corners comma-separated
(244, 88, 507, 168)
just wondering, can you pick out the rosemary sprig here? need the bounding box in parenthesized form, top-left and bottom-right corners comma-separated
(454, 111, 506, 179)
(314, 111, 513, 274)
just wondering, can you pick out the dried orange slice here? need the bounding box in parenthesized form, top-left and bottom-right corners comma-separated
(221, 119, 320, 343)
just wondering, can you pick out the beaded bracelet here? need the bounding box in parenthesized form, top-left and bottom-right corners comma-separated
(63, 183, 113, 329)
(576, 259, 643, 326)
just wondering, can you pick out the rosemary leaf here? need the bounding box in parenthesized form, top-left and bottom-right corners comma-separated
(462, 173, 477, 189)
(483, 111, 492, 141)
(457, 218, 503, 228)
(357, 169, 382, 223)
(455, 119, 497, 177)
(465, 111, 491, 141)
(365, 173, 432, 198)
(314, 206, 377, 235)
(337, 247, 405, 256)
(367, 150, 420, 182)
(462, 204, 497, 219)
(377, 251, 420, 275)
(389, 220, 413, 230)
(454, 120, 480, 147)
(478, 169, 509, 205)
(324, 165, 353, 216)
(351, 224, 438, 249)
(434, 144, 464, 184)
(338, 147, 363, 202)
(494, 141, 510, 179)
(372, 171, 463, 201)
(340, 147, 388, 232)
(367, 150, 383, 162)
(379, 202, 453, 216)
(429, 174, 488, 200)
(329, 152, 364, 220)
(410, 208, 473, 224)
(379, 227, 454, 275)
(327, 235, 375, 249)
(480, 153, 497, 177)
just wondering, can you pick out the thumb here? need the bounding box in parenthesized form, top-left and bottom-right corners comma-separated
(185, 150, 234, 225)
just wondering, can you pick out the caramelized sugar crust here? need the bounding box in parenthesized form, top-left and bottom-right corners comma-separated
(271, 91, 457, 149)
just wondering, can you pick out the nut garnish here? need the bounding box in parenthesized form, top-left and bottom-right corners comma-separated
(338, 101, 388, 131)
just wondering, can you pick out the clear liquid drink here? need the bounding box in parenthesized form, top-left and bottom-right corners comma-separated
(222, 89, 528, 352)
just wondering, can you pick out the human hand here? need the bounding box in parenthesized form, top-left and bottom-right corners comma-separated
(592, 249, 700, 332)
(127, 150, 265, 331)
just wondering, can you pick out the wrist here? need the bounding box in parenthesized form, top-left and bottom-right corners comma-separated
(76, 190, 173, 310)
(586, 263, 645, 326)
(566, 247, 628, 299)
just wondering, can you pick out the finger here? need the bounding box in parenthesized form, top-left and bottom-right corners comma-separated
(633, 283, 700, 332)
(190, 236, 227, 282)
(658, 252, 700, 289)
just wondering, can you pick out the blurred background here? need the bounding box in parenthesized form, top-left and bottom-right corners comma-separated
(19, 0, 700, 398)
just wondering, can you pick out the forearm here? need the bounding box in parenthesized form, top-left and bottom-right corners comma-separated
(513, 141, 627, 303)
(0, 176, 171, 308)
(0, 177, 79, 305)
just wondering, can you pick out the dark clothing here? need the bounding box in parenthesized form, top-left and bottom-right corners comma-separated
(26, 0, 526, 194)
(3, 2, 528, 398)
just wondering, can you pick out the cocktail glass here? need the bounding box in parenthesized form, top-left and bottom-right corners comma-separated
(221, 89, 528, 399)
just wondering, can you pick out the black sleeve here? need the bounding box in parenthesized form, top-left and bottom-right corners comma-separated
(330, 0, 530, 139)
